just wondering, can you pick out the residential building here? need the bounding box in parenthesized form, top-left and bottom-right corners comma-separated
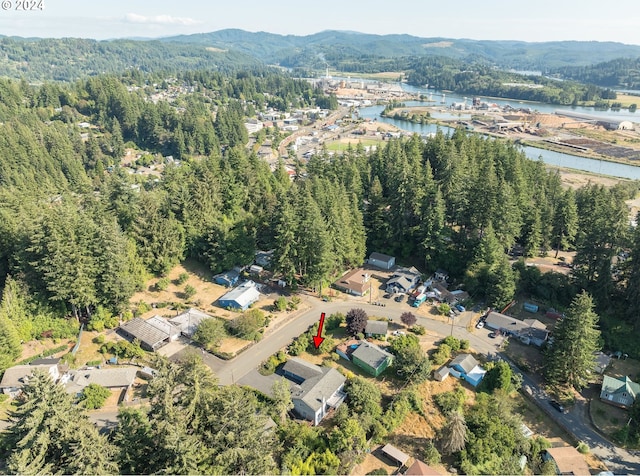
(386, 266, 421, 294)
(1, 363, 60, 398)
(334, 268, 371, 296)
(119, 316, 180, 351)
(448, 354, 486, 387)
(543, 446, 590, 475)
(351, 341, 394, 377)
(63, 367, 137, 402)
(213, 269, 240, 287)
(282, 357, 347, 425)
(255, 250, 274, 268)
(364, 320, 388, 338)
(405, 459, 442, 475)
(368, 252, 396, 270)
(600, 375, 640, 408)
(218, 281, 261, 311)
(484, 311, 549, 346)
(169, 308, 213, 338)
(593, 352, 612, 374)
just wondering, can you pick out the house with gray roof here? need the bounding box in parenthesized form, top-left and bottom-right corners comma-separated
(169, 308, 213, 337)
(351, 341, 394, 377)
(600, 375, 640, 408)
(484, 311, 549, 347)
(448, 354, 486, 387)
(386, 266, 421, 294)
(283, 357, 346, 425)
(368, 252, 395, 270)
(119, 316, 179, 351)
(213, 269, 240, 287)
(365, 320, 388, 338)
(0, 363, 60, 398)
(63, 367, 138, 402)
(218, 280, 261, 311)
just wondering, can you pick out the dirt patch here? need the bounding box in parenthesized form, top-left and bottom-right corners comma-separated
(590, 398, 628, 439)
(74, 330, 121, 367)
(218, 336, 252, 355)
(503, 339, 545, 381)
(19, 338, 75, 362)
(351, 447, 399, 476)
(553, 169, 629, 190)
(607, 356, 640, 380)
(129, 260, 229, 318)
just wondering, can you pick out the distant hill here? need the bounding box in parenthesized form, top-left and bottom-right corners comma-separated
(2, 29, 640, 82)
(553, 57, 640, 89)
(160, 29, 640, 71)
(0, 37, 260, 82)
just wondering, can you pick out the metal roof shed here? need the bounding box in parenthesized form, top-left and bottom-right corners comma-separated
(381, 444, 410, 466)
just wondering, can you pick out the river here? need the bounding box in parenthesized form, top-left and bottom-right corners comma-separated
(358, 104, 640, 180)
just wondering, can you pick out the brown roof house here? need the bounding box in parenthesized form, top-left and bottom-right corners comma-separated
(543, 446, 590, 475)
(334, 268, 371, 296)
(405, 459, 442, 476)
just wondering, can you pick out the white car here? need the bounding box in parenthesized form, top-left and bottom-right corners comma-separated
(476, 320, 485, 329)
(392, 330, 406, 336)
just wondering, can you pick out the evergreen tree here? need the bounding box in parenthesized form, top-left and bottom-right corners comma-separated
(440, 410, 468, 455)
(1, 372, 118, 474)
(544, 291, 601, 389)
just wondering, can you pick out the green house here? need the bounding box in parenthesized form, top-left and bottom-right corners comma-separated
(351, 342, 394, 377)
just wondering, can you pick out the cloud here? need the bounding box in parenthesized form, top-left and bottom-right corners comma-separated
(125, 13, 202, 26)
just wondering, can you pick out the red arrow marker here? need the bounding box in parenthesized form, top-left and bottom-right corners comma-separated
(312, 312, 326, 349)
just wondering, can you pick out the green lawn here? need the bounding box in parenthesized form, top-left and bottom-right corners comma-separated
(325, 139, 381, 151)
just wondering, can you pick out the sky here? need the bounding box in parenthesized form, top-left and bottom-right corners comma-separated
(1, 0, 639, 45)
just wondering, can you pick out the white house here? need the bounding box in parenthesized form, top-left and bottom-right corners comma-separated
(0, 363, 60, 398)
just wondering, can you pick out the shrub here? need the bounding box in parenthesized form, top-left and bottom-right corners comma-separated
(443, 336, 461, 352)
(424, 440, 441, 466)
(184, 284, 197, 300)
(0, 394, 8, 403)
(176, 272, 189, 285)
(85, 360, 102, 366)
(287, 296, 301, 311)
(136, 301, 151, 316)
(273, 296, 288, 312)
(60, 352, 76, 366)
(367, 469, 388, 475)
(227, 309, 266, 340)
(411, 325, 426, 335)
(434, 386, 466, 414)
(92, 335, 105, 345)
(156, 278, 170, 291)
(437, 303, 451, 315)
(576, 441, 589, 454)
(431, 343, 452, 366)
(80, 383, 111, 409)
(326, 312, 345, 330)
(459, 339, 470, 350)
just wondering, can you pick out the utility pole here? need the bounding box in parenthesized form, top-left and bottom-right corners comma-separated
(369, 282, 372, 304)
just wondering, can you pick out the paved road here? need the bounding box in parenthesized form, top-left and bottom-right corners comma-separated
(186, 295, 640, 474)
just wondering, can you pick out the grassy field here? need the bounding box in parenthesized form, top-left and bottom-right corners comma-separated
(325, 138, 382, 151)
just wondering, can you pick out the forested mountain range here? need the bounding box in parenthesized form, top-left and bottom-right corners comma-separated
(0, 37, 260, 81)
(161, 29, 640, 71)
(1, 30, 640, 82)
(552, 57, 640, 89)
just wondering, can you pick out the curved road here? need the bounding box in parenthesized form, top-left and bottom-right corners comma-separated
(179, 295, 640, 474)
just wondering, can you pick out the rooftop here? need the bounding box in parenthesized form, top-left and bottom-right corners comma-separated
(219, 281, 261, 307)
(119, 317, 170, 349)
(283, 357, 324, 382)
(545, 446, 590, 476)
(292, 368, 346, 412)
(0, 364, 57, 388)
(370, 252, 394, 262)
(169, 308, 213, 337)
(65, 367, 137, 394)
(335, 268, 370, 295)
(351, 341, 393, 370)
(365, 320, 388, 335)
(602, 375, 640, 399)
(449, 354, 479, 374)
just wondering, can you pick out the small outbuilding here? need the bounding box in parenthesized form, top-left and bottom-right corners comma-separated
(368, 252, 396, 270)
(381, 444, 410, 467)
(213, 269, 240, 287)
(364, 320, 388, 338)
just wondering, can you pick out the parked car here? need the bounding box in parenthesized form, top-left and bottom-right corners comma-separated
(394, 294, 405, 303)
(383, 293, 392, 299)
(455, 304, 466, 312)
(488, 332, 497, 338)
(476, 320, 485, 329)
(392, 330, 406, 336)
(549, 400, 565, 413)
